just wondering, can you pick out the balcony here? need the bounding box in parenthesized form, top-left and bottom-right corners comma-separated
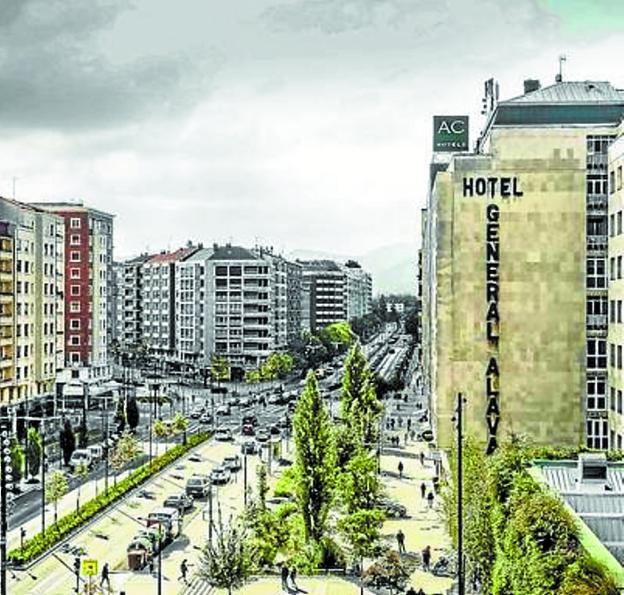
(586, 314, 607, 331)
(587, 194, 608, 212)
(0, 315, 12, 326)
(0, 358, 11, 369)
(587, 235, 608, 252)
(0, 336, 11, 347)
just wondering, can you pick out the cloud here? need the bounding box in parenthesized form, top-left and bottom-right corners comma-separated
(0, 0, 221, 132)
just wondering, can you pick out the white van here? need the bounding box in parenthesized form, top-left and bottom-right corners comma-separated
(69, 449, 92, 471)
(87, 445, 104, 462)
(147, 507, 181, 542)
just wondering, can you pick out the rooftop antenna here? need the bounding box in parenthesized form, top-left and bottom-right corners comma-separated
(556, 54, 567, 83)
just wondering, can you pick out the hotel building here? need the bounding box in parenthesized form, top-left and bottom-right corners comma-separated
(421, 79, 624, 451)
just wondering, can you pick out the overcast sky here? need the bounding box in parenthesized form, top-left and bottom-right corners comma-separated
(1, 0, 623, 259)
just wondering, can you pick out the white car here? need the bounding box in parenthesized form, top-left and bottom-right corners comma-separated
(215, 427, 233, 441)
(69, 449, 93, 471)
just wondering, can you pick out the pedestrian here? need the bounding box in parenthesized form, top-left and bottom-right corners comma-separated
(407, 418, 412, 430)
(100, 562, 111, 591)
(427, 491, 434, 509)
(404, 394, 408, 403)
(410, 429, 416, 441)
(290, 566, 299, 591)
(406, 587, 417, 595)
(280, 564, 289, 590)
(396, 529, 406, 554)
(390, 418, 396, 430)
(149, 556, 155, 575)
(404, 432, 408, 445)
(420, 481, 426, 499)
(433, 476, 440, 494)
(398, 460, 404, 479)
(422, 545, 431, 572)
(420, 451, 425, 466)
(417, 589, 426, 595)
(179, 559, 189, 584)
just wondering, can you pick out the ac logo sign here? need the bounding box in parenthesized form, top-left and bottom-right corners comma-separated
(433, 116, 469, 152)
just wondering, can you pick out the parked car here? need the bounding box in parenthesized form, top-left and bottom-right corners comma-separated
(216, 405, 231, 416)
(241, 440, 258, 455)
(269, 424, 281, 436)
(256, 428, 270, 442)
(87, 445, 104, 462)
(268, 394, 281, 405)
(242, 415, 258, 427)
(239, 396, 252, 408)
(241, 424, 255, 436)
(223, 455, 242, 472)
(378, 498, 407, 518)
(210, 465, 231, 485)
(277, 416, 290, 429)
(185, 474, 211, 498)
(287, 402, 297, 413)
(190, 409, 202, 419)
(69, 449, 93, 471)
(146, 507, 181, 542)
(420, 429, 434, 442)
(229, 397, 240, 407)
(163, 492, 194, 514)
(200, 413, 213, 424)
(215, 427, 233, 441)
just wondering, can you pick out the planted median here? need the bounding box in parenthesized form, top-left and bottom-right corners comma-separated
(8, 431, 211, 567)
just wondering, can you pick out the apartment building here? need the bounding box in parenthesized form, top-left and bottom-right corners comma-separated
(0, 198, 65, 404)
(421, 79, 624, 451)
(174, 246, 212, 366)
(32, 202, 114, 379)
(285, 259, 303, 345)
(206, 244, 274, 377)
(255, 248, 289, 350)
(300, 260, 347, 332)
(343, 260, 373, 320)
(608, 128, 624, 450)
(113, 254, 150, 351)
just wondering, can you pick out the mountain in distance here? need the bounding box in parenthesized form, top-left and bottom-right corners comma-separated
(288, 242, 417, 295)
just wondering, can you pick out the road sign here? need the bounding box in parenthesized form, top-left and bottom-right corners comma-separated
(81, 559, 98, 576)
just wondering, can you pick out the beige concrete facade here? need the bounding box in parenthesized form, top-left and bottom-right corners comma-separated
(608, 128, 624, 450)
(424, 118, 619, 449)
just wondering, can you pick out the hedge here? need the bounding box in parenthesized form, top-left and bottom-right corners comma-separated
(8, 431, 211, 566)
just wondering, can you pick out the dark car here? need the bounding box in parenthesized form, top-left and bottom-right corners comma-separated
(420, 429, 434, 442)
(241, 440, 258, 455)
(287, 401, 297, 413)
(242, 415, 258, 427)
(269, 424, 281, 436)
(163, 492, 194, 514)
(241, 424, 255, 436)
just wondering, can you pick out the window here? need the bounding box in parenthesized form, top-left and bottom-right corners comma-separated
(619, 300, 623, 323)
(587, 339, 607, 369)
(587, 377, 606, 410)
(610, 343, 615, 367)
(70, 251, 80, 262)
(619, 256, 623, 280)
(70, 352, 81, 364)
(70, 301, 80, 313)
(587, 258, 607, 288)
(610, 170, 616, 193)
(619, 211, 623, 236)
(586, 419, 609, 450)
(70, 218, 81, 228)
(70, 268, 80, 279)
(611, 386, 616, 411)
(70, 234, 80, 245)
(611, 214, 616, 237)
(610, 257, 616, 281)
(70, 285, 80, 296)
(619, 390, 623, 415)
(618, 345, 623, 369)
(619, 165, 623, 190)
(70, 319, 80, 330)
(610, 299, 616, 323)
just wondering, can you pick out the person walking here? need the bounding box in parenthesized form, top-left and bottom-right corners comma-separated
(280, 564, 289, 591)
(422, 545, 431, 572)
(290, 566, 299, 591)
(427, 491, 435, 509)
(398, 460, 404, 479)
(396, 529, 406, 554)
(420, 481, 427, 499)
(407, 418, 412, 431)
(100, 562, 111, 591)
(406, 588, 417, 595)
(178, 559, 189, 584)
(419, 451, 425, 466)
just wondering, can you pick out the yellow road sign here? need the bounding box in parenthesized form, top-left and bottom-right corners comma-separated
(81, 559, 98, 577)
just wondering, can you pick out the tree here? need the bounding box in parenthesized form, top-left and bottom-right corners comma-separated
(45, 470, 68, 525)
(126, 396, 140, 431)
(113, 397, 126, 433)
(172, 412, 189, 445)
(340, 449, 381, 513)
(199, 512, 253, 595)
(339, 509, 385, 562)
(59, 419, 76, 467)
(210, 355, 231, 383)
(293, 370, 336, 542)
(153, 419, 170, 455)
(10, 440, 24, 485)
(256, 463, 268, 511)
(26, 428, 42, 479)
(110, 430, 141, 481)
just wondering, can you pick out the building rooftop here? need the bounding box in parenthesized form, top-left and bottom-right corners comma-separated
(535, 458, 624, 568)
(182, 247, 214, 262)
(209, 244, 258, 261)
(503, 81, 624, 105)
(298, 259, 343, 272)
(146, 246, 198, 264)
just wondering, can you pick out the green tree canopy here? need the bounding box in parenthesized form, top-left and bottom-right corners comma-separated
(293, 370, 336, 543)
(210, 355, 231, 382)
(59, 418, 76, 467)
(26, 427, 42, 478)
(45, 470, 68, 524)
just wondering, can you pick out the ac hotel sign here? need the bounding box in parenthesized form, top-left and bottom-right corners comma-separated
(462, 176, 523, 454)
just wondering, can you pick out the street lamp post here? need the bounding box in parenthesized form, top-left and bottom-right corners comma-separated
(243, 453, 248, 508)
(455, 393, 466, 595)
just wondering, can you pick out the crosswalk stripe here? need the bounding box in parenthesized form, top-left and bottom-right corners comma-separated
(181, 575, 214, 595)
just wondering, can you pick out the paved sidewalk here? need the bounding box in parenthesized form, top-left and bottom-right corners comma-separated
(379, 439, 454, 595)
